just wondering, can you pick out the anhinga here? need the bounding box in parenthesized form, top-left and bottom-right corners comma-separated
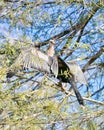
(7, 40, 87, 105)
(47, 41, 86, 106)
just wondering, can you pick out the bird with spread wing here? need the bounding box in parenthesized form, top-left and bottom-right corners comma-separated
(7, 40, 87, 105)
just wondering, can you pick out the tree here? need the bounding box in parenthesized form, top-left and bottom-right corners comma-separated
(0, 0, 104, 129)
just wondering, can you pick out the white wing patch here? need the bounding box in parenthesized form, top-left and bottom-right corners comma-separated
(67, 62, 87, 85)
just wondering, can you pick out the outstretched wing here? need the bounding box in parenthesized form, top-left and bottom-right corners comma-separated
(67, 62, 87, 85)
(7, 47, 58, 78)
(22, 47, 52, 72)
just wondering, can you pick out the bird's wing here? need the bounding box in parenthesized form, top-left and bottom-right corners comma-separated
(7, 47, 58, 78)
(67, 62, 87, 85)
(20, 47, 53, 73)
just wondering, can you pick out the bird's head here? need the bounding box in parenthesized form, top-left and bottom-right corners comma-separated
(49, 39, 56, 45)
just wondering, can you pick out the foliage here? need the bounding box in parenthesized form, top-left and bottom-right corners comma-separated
(0, 0, 104, 129)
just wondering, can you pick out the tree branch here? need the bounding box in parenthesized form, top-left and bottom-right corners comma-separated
(35, 3, 100, 47)
(82, 46, 104, 72)
(91, 86, 104, 97)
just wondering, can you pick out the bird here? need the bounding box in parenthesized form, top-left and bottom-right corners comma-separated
(7, 40, 86, 105)
(46, 40, 87, 85)
(47, 40, 86, 105)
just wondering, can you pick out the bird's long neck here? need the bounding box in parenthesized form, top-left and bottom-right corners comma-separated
(47, 44, 55, 57)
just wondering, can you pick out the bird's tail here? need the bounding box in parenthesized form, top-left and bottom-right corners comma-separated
(70, 79, 84, 106)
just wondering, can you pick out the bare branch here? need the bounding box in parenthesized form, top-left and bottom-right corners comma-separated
(83, 46, 104, 72)
(35, 3, 100, 51)
(91, 86, 104, 97)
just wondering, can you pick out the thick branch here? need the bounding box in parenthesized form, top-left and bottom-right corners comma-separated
(82, 46, 104, 72)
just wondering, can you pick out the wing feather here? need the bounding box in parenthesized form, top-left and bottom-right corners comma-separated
(50, 56, 58, 77)
(22, 47, 52, 73)
(67, 62, 87, 85)
(16, 47, 55, 73)
(7, 47, 58, 78)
